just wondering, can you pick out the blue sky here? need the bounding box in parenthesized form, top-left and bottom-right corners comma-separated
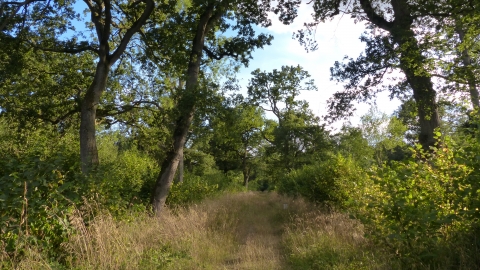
(236, 6, 401, 128)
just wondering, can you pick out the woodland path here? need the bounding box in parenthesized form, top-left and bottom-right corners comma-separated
(162, 192, 304, 270)
(219, 192, 293, 269)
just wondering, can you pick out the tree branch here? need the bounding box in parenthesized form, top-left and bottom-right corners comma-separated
(32, 42, 99, 54)
(431, 73, 470, 85)
(359, 0, 394, 31)
(48, 108, 80, 124)
(109, 0, 154, 64)
(97, 100, 162, 118)
(203, 46, 239, 60)
(0, 0, 46, 31)
(83, 0, 105, 45)
(103, 0, 112, 45)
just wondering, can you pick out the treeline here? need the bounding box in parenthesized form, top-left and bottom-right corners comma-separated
(1, 0, 480, 269)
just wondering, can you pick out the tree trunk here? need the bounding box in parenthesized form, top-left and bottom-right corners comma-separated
(393, 38, 440, 150)
(359, 0, 441, 150)
(390, 0, 440, 150)
(151, 115, 191, 211)
(243, 166, 250, 189)
(406, 72, 440, 150)
(464, 58, 480, 110)
(151, 4, 219, 215)
(242, 148, 249, 189)
(175, 149, 184, 183)
(79, 0, 154, 173)
(80, 61, 110, 173)
(456, 26, 479, 109)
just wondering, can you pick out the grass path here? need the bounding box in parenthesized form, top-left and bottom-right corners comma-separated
(219, 192, 292, 269)
(160, 192, 385, 270)
(13, 192, 386, 269)
(155, 192, 298, 269)
(60, 192, 302, 270)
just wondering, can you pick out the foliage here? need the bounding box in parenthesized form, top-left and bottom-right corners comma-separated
(95, 132, 159, 213)
(360, 105, 408, 164)
(0, 123, 160, 262)
(333, 125, 375, 168)
(166, 173, 221, 206)
(1, 0, 480, 267)
(357, 134, 480, 268)
(277, 154, 368, 208)
(0, 122, 84, 259)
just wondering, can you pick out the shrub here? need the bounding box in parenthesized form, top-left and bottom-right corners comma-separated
(277, 154, 368, 208)
(95, 142, 159, 214)
(0, 128, 160, 263)
(360, 136, 480, 268)
(0, 152, 83, 259)
(166, 173, 221, 206)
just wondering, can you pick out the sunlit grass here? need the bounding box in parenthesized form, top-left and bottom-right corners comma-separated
(2, 192, 395, 269)
(282, 209, 394, 270)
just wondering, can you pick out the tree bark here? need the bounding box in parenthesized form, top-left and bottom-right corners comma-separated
(151, 4, 221, 214)
(175, 149, 184, 183)
(390, 0, 440, 150)
(243, 167, 250, 189)
(173, 79, 186, 184)
(242, 147, 250, 188)
(402, 68, 440, 150)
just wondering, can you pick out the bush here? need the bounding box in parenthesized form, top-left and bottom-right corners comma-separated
(359, 136, 480, 268)
(95, 135, 159, 214)
(166, 173, 221, 206)
(277, 154, 368, 208)
(0, 128, 160, 263)
(0, 151, 83, 260)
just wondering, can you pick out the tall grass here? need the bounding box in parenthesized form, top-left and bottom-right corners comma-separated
(283, 209, 395, 270)
(63, 192, 291, 269)
(2, 192, 394, 269)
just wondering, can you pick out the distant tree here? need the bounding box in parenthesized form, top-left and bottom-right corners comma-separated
(333, 125, 375, 168)
(360, 105, 407, 164)
(209, 102, 264, 188)
(248, 65, 330, 171)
